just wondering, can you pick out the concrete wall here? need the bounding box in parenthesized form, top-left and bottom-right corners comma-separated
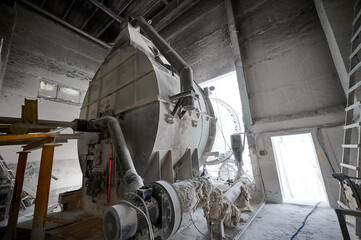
(0, 0, 350, 208)
(160, 0, 235, 83)
(314, 0, 353, 93)
(0, 3, 108, 196)
(232, 0, 347, 207)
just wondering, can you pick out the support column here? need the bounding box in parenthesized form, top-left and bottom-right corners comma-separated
(0, 1, 16, 90)
(4, 151, 29, 240)
(31, 144, 59, 240)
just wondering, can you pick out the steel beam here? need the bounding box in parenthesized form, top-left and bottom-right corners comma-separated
(94, 0, 133, 38)
(88, 0, 124, 23)
(81, 7, 99, 30)
(63, 0, 76, 19)
(4, 151, 29, 240)
(31, 144, 60, 240)
(19, 0, 111, 48)
(151, 0, 200, 31)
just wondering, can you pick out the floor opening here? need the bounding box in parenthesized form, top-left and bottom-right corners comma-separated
(271, 133, 328, 205)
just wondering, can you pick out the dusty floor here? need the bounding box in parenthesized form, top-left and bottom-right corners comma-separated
(238, 203, 359, 240)
(1, 194, 359, 239)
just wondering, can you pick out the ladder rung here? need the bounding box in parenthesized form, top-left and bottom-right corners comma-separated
(349, 61, 361, 76)
(341, 163, 359, 170)
(347, 80, 361, 93)
(345, 101, 361, 111)
(338, 200, 350, 209)
(351, 24, 361, 42)
(342, 144, 361, 148)
(343, 122, 361, 129)
(350, 42, 361, 59)
(353, 8, 361, 25)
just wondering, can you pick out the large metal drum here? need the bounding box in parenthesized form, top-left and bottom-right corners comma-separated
(78, 24, 215, 188)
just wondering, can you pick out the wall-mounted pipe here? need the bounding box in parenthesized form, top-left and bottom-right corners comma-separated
(87, 116, 144, 192)
(134, 17, 194, 109)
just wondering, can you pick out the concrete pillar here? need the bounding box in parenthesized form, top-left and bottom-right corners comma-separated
(0, 1, 16, 90)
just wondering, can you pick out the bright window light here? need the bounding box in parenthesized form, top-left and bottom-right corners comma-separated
(271, 133, 328, 205)
(200, 71, 253, 181)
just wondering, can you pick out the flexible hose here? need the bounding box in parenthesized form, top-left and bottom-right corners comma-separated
(290, 202, 322, 240)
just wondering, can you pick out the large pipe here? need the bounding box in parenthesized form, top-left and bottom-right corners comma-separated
(0, 116, 76, 129)
(87, 116, 143, 192)
(135, 17, 194, 108)
(224, 181, 244, 202)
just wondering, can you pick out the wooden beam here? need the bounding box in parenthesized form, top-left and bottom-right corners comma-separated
(151, 0, 200, 31)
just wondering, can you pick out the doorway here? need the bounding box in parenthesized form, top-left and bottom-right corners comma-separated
(271, 133, 328, 205)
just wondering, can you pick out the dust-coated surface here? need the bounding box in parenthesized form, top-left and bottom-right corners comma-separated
(238, 203, 359, 240)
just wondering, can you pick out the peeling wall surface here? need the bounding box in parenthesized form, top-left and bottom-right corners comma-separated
(0, 4, 108, 196)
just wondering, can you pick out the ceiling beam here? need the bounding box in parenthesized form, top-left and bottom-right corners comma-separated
(63, 0, 76, 19)
(19, 0, 111, 48)
(94, 0, 133, 38)
(88, 0, 124, 23)
(161, 0, 170, 5)
(151, 0, 200, 31)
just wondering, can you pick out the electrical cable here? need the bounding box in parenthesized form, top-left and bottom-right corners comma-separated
(118, 200, 154, 240)
(129, 192, 154, 239)
(289, 201, 321, 240)
(347, 176, 361, 180)
(189, 212, 207, 237)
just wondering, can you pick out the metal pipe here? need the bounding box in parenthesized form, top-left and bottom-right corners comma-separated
(4, 151, 29, 240)
(0, 116, 77, 129)
(31, 144, 58, 240)
(135, 17, 194, 108)
(224, 181, 244, 202)
(87, 116, 143, 191)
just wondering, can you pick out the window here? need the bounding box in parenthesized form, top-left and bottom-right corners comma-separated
(38, 80, 81, 104)
(200, 71, 253, 182)
(271, 133, 328, 205)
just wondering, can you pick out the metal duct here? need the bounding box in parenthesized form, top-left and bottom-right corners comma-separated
(135, 17, 195, 109)
(87, 116, 143, 192)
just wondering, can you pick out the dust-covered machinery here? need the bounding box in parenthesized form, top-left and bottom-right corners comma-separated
(70, 17, 218, 239)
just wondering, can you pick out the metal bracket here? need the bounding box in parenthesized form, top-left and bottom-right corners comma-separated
(169, 89, 198, 103)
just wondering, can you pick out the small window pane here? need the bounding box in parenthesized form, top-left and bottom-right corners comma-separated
(57, 86, 80, 103)
(38, 81, 57, 98)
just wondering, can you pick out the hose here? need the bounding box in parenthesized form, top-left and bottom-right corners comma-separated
(290, 202, 321, 240)
(87, 116, 144, 192)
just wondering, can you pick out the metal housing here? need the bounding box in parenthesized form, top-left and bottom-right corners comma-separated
(77, 23, 216, 212)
